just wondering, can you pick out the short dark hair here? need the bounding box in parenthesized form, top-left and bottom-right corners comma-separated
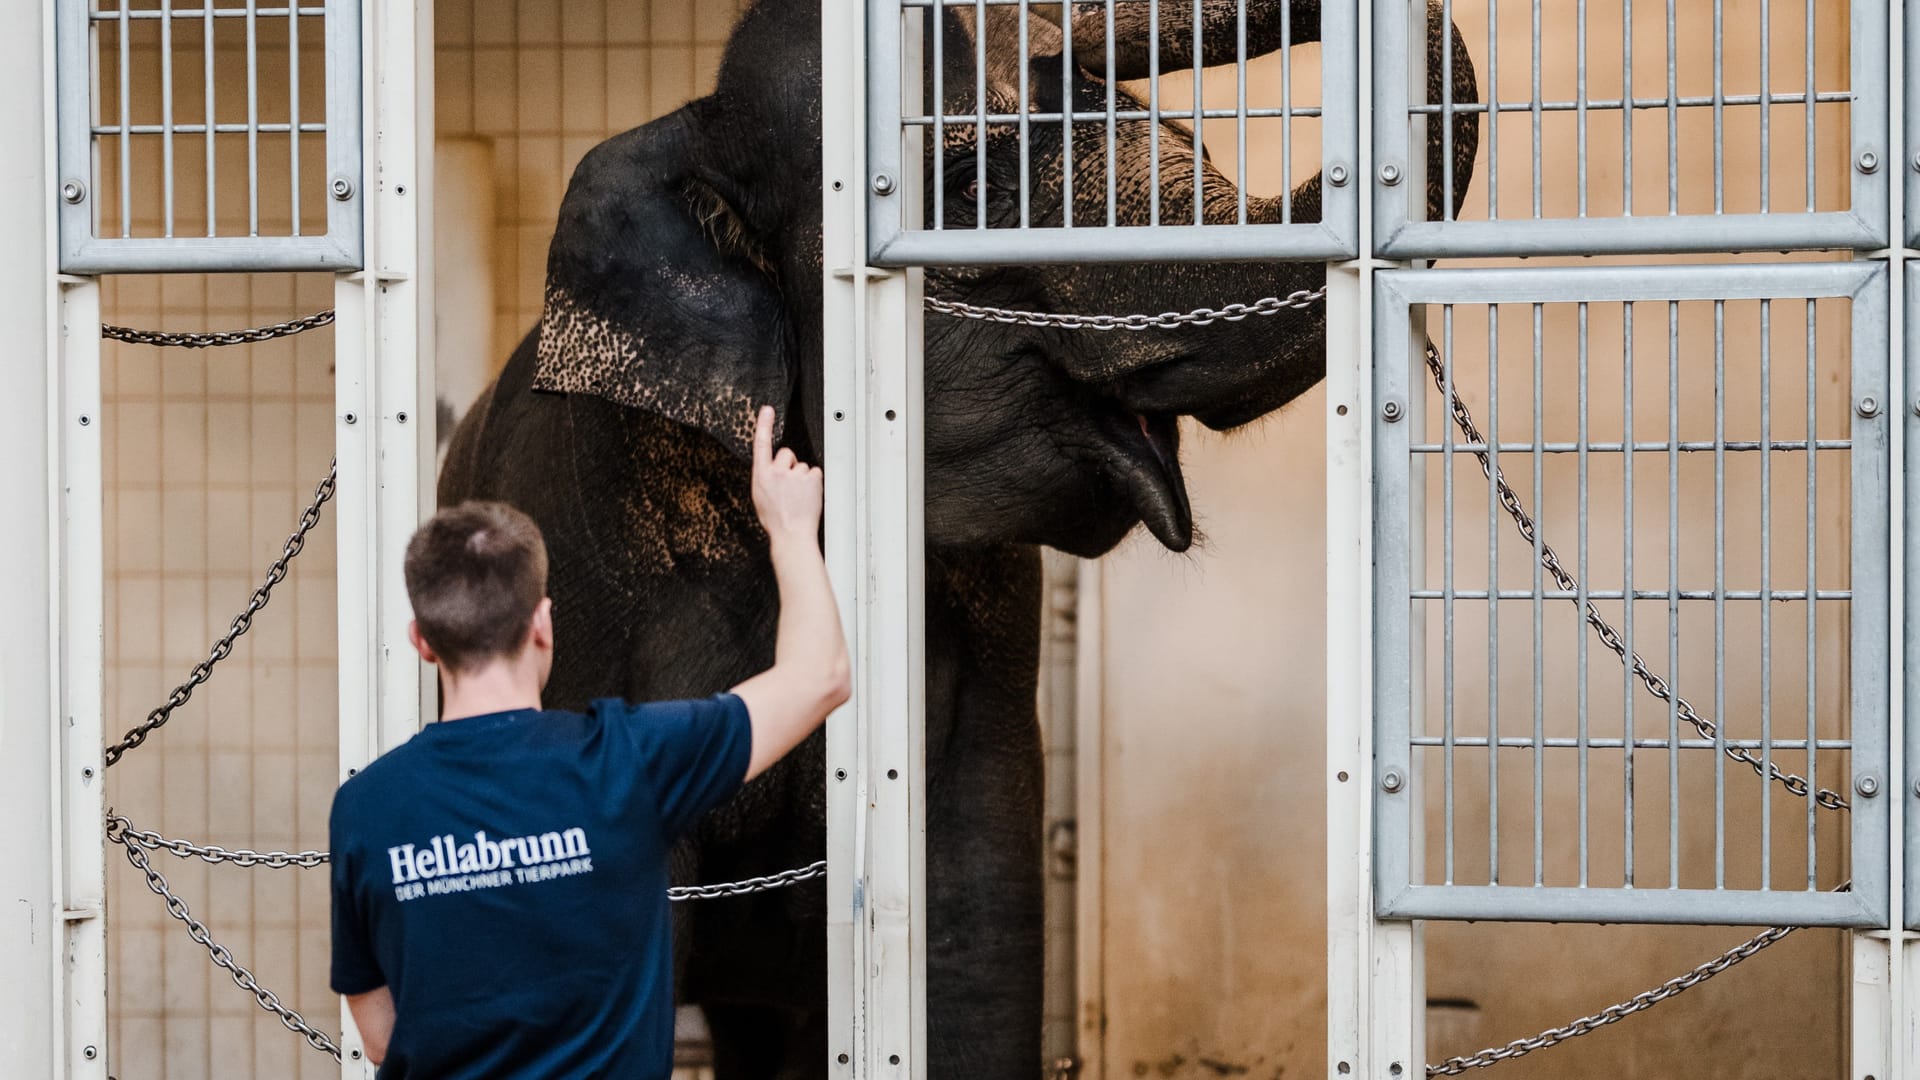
(403, 501, 549, 673)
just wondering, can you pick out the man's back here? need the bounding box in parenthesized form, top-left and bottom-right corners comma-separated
(330, 695, 749, 1079)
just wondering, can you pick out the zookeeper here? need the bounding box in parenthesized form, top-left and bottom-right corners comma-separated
(328, 405, 850, 1078)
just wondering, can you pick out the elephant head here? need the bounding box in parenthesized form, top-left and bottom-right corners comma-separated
(528, 0, 1477, 556)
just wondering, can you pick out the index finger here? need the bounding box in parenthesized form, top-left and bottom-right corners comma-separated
(753, 405, 775, 467)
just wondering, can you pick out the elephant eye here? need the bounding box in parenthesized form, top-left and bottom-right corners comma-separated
(963, 179, 980, 202)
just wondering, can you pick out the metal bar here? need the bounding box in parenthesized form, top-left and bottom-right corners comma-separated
(160, 0, 175, 237)
(1148, 0, 1160, 226)
(1714, 299, 1727, 889)
(319, 0, 361, 267)
(1379, 884, 1880, 926)
(118, 0, 130, 237)
(1712, 0, 1723, 213)
(908, 103, 1331, 124)
(1759, 298, 1772, 888)
(1487, 0, 1498, 218)
(1401, 91, 1856, 115)
(1623, 300, 1635, 886)
(1577, 301, 1590, 886)
(289, 0, 301, 236)
(1665, 0, 1676, 215)
(204, 0, 214, 236)
(1803, 0, 1814, 213)
(1488, 303, 1501, 884)
(872, 219, 1353, 264)
(1757, 0, 1768, 212)
(1410, 438, 1854, 453)
(1668, 300, 1681, 886)
(1407, 588, 1853, 600)
(974, 0, 986, 228)
(1443, 304, 1456, 885)
(92, 122, 330, 135)
(1410, 736, 1856, 751)
(1375, 263, 1876, 304)
(58, 235, 362, 274)
(932, 0, 944, 228)
(1575, 0, 1586, 217)
(1277, 0, 1286, 224)
(1533, 301, 1545, 885)
(1378, 211, 1885, 259)
(1805, 297, 1817, 889)
(1060, 0, 1072, 228)
(1442, 0, 1454, 218)
(1018, 0, 1030, 227)
(1621, 0, 1631, 215)
(1531, 0, 1541, 218)
(91, 6, 328, 18)
(1105, 0, 1116, 226)
(246, 0, 259, 235)
(1190, 0, 1202, 226)
(1236, 0, 1247, 225)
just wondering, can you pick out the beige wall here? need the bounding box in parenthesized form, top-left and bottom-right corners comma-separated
(1088, 1, 1856, 1077)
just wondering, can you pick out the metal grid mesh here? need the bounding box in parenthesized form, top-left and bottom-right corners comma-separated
(1374, 264, 1887, 927)
(1377, 0, 1885, 256)
(869, 0, 1360, 263)
(57, 0, 362, 273)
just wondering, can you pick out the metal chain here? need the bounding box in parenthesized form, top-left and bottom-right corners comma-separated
(106, 805, 815, 897)
(102, 460, 338, 768)
(925, 287, 1326, 330)
(669, 860, 829, 900)
(109, 826, 344, 1061)
(106, 813, 329, 870)
(1419, 340, 1849, 812)
(1426, 921, 1799, 1076)
(101, 309, 336, 349)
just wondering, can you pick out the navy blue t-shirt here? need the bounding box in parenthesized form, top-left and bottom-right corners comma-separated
(329, 694, 751, 1079)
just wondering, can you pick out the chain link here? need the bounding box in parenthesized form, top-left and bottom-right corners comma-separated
(103, 460, 338, 768)
(1426, 921, 1799, 1075)
(106, 813, 329, 870)
(1419, 341, 1849, 812)
(668, 860, 828, 900)
(109, 823, 344, 1061)
(925, 287, 1326, 330)
(101, 309, 336, 349)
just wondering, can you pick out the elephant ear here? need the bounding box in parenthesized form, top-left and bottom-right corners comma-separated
(532, 109, 792, 458)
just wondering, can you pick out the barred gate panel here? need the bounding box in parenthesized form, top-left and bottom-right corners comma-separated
(866, 0, 1359, 265)
(1374, 0, 1888, 257)
(55, 0, 363, 274)
(1373, 263, 1888, 928)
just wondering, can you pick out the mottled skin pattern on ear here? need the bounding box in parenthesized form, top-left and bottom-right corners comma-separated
(532, 285, 767, 459)
(440, 1, 1481, 1075)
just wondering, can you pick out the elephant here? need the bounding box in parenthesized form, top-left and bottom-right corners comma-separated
(437, 1, 1479, 1075)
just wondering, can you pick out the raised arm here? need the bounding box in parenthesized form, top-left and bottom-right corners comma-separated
(731, 406, 852, 782)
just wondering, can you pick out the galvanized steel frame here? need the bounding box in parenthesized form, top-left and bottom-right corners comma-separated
(53, 0, 364, 274)
(863, 0, 1360, 265)
(1373, 0, 1891, 258)
(1371, 262, 1891, 928)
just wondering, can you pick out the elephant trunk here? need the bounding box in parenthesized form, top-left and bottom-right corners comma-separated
(1036, 0, 1324, 82)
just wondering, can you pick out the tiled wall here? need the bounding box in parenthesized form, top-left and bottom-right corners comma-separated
(434, 0, 751, 377)
(101, 4, 745, 1077)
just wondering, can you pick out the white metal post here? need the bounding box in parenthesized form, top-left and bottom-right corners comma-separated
(823, 0, 927, 1075)
(1074, 558, 1106, 1080)
(1331, 0, 1420, 1076)
(2, 9, 68, 1075)
(1870, 0, 1907, 1077)
(57, 278, 106, 1080)
(336, 0, 431, 1072)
